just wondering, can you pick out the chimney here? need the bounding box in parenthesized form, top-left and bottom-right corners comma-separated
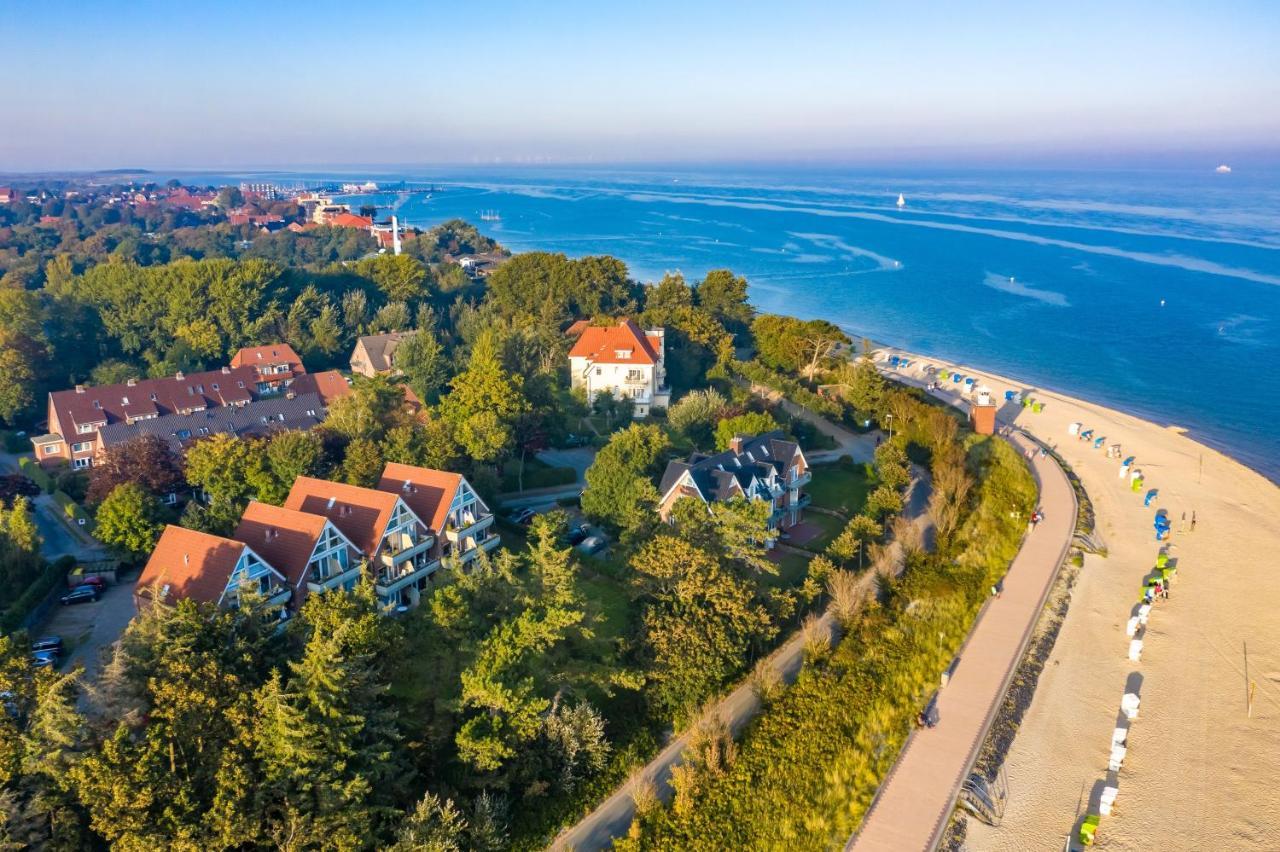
(175, 371, 184, 380)
(126, 377, 137, 387)
(75, 384, 85, 394)
(221, 366, 231, 374)
(730, 435, 745, 454)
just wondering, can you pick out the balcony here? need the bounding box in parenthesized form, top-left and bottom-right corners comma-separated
(307, 563, 363, 595)
(445, 512, 493, 544)
(379, 532, 435, 569)
(789, 470, 812, 488)
(262, 585, 292, 609)
(455, 530, 501, 563)
(793, 493, 812, 510)
(375, 557, 441, 598)
(623, 374, 649, 386)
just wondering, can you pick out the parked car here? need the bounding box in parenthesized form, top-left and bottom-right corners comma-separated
(31, 637, 63, 656)
(30, 650, 59, 669)
(60, 586, 100, 606)
(508, 507, 537, 525)
(75, 575, 108, 591)
(575, 535, 607, 555)
(562, 433, 592, 447)
(567, 524, 591, 546)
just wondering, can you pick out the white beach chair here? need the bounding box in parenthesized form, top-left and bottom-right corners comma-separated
(1128, 639, 1143, 662)
(1112, 726, 1128, 747)
(1068, 422, 1082, 436)
(1119, 464, 1130, 479)
(1100, 786, 1119, 816)
(1137, 604, 1152, 625)
(1125, 616, 1139, 637)
(1109, 743, 1127, 771)
(1122, 693, 1140, 720)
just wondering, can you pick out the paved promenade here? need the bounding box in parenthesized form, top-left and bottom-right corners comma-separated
(848, 431, 1075, 851)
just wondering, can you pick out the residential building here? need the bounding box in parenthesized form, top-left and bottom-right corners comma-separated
(233, 502, 364, 609)
(231, 343, 306, 394)
(35, 366, 258, 469)
(96, 392, 328, 456)
(0, 187, 15, 204)
(377, 462, 499, 566)
(290, 370, 352, 405)
(327, 212, 373, 230)
(568, 319, 671, 417)
(284, 477, 438, 608)
(135, 525, 291, 617)
(349, 331, 410, 377)
(656, 431, 811, 547)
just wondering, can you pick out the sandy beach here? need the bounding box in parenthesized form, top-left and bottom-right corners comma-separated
(874, 350, 1280, 851)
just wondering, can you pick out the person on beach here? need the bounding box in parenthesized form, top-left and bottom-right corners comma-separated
(1191, 511, 1197, 532)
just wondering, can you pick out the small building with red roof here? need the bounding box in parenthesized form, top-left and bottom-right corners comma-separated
(233, 502, 363, 609)
(135, 525, 291, 617)
(231, 343, 306, 394)
(568, 319, 671, 417)
(283, 477, 437, 608)
(327, 212, 374, 230)
(377, 462, 498, 566)
(290, 370, 352, 406)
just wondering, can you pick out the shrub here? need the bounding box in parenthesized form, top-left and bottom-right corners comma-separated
(53, 490, 94, 533)
(18, 456, 52, 493)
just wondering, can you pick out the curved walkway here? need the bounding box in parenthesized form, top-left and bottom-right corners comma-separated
(847, 431, 1076, 851)
(549, 472, 934, 852)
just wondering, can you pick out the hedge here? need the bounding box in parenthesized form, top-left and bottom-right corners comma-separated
(1, 555, 76, 635)
(18, 456, 53, 493)
(731, 359, 843, 418)
(53, 490, 94, 534)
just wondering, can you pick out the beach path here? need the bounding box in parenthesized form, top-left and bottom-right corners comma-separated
(848, 432, 1075, 851)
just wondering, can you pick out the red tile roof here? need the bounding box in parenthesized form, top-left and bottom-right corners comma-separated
(136, 525, 248, 606)
(283, 477, 402, 556)
(50, 366, 257, 436)
(565, 319, 591, 338)
(233, 502, 331, 594)
(328, 213, 373, 230)
(567, 319, 659, 365)
(290, 370, 351, 405)
(231, 343, 305, 380)
(377, 462, 462, 532)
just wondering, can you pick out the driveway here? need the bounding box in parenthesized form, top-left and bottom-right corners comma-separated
(536, 446, 597, 482)
(30, 494, 108, 561)
(39, 576, 137, 683)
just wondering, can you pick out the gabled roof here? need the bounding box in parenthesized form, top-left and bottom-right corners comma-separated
(290, 370, 352, 405)
(568, 320, 660, 366)
(233, 502, 339, 592)
(231, 343, 305, 378)
(283, 477, 405, 555)
(329, 212, 374, 229)
(658, 430, 802, 504)
(97, 392, 326, 454)
(137, 525, 251, 606)
(376, 462, 468, 532)
(50, 366, 258, 433)
(355, 331, 410, 373)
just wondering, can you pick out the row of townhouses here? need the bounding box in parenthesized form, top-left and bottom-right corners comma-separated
(31, 344, 349, 469)
(135, 462, 499, 617)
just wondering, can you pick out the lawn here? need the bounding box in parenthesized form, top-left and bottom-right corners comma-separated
(762, 550, 813, 589)
(806, 461, 875, 517)
(799, 511, 846, 553)
(499, 456, 577, 492)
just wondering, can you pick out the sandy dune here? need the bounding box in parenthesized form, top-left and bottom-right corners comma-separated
(876, 352, 1280, 851)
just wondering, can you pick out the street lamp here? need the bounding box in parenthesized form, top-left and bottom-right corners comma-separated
(885, 413, 894, 441)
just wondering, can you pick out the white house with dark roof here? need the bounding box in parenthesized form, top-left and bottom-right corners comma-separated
(656, 431, 811, 546)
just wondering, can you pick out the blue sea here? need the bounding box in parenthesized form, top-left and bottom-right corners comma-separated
(218, 165, 1280, 480)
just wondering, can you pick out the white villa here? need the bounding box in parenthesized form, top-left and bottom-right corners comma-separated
(568, 319, 671, 417)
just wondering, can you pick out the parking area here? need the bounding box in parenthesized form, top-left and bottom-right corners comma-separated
(37, 577, 137, 681)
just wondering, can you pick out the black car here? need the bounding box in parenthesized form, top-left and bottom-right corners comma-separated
(31, 637, 63, 656)
(567, 524, 591, 546)
(60, 586, 100, 606)
(562, 433, 591, 447)
(30, 650, 59, 669)
(509, 507, 537, 525)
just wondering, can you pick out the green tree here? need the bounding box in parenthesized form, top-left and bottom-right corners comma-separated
(359, 254, 428, 302)
(343, 438, 384, 487)
(714, 411, 779, 451)
(696, 269, 753, 331)
(262, 429, 325, 503)
(667, 388, 728, 442)
(87, 435, 184, 504)
(827, 513, 883, 570)
(0, 335, 36, 423)
(93, 483, 165, 559)
(184, 433, 266, 533)
(438, 334, 530, 464)
(580, 423, 669, 539)
(390, 792, 468, 851)
(324, 374, 407, 443)
(395, 329, 449, 404)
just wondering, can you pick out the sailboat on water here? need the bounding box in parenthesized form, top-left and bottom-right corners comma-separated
(896, 193, 906, 208)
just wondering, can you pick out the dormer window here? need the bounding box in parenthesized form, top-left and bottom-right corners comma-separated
(615, 348, 632, 359)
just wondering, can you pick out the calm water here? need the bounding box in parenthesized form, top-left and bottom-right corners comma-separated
(237, 165, 1280, 480)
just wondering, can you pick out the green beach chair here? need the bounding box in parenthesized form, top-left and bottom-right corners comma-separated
(1132, 477, 1144, 492)
(1033, 402, 1044, 413)
(1079, 814, 1100, 846)
(1022, 397, 1033, 408)
(1161, 567, 1173, 583)
(1156, 553, 1169, 569)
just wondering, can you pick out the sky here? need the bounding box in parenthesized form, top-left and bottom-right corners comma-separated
(2, 0, 1278, 171)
